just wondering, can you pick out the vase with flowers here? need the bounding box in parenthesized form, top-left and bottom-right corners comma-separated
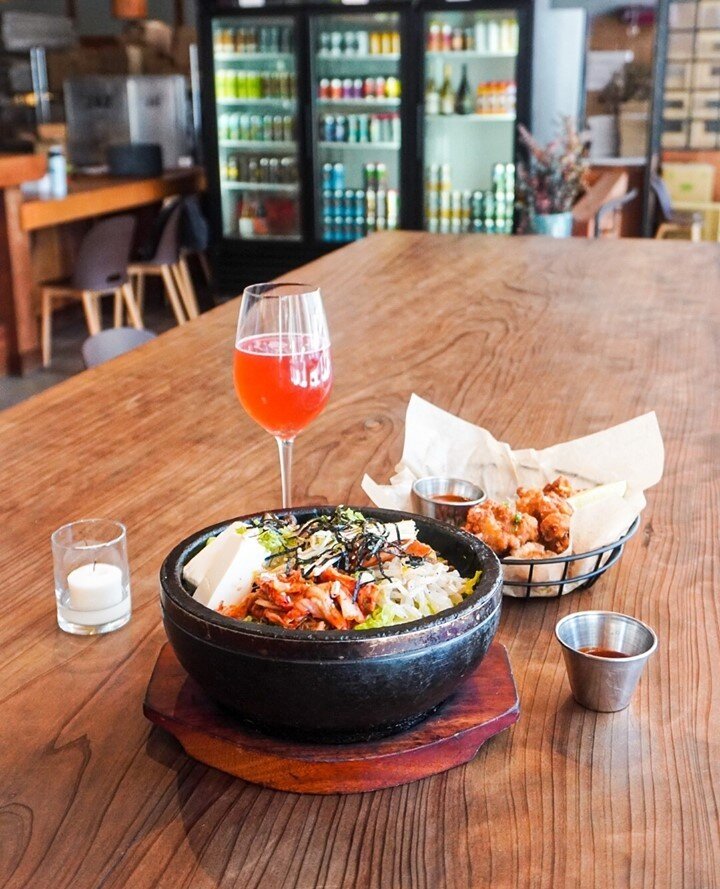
(516, 119, 590, 237)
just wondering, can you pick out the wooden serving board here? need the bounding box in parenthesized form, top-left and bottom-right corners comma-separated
(144, 642, 519, 794)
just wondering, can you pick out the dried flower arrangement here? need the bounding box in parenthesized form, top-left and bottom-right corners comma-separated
(516, 119, 590, 222)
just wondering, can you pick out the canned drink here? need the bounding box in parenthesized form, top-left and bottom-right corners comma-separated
(344, 218, 354, 241)
(322, 189, 333, 214)
(333, 189, 344, 216)
(319, 78, 330, 99)
(352, 78, 364, 99)
(381, 32, 392, 54)
(369, 32, 381, 55)
(385, 76, 400, 99)
(332, 162, 345, 190)
(323, 114, 335, 142)
(376, 162, 387, 188)
(319, 32, 331, 54)
(262, 116, 273, 141)
(376, 188, 386, 221)
(330, 78, 342, 100)
(357, 31, 369, 55)
(250, 115, 262, 140)
(391, 31, 401, 54)
(218, 113, 229, 141)
(354, 216, 365, 240)
(344, 32, 356, 55)
(380, 114, 392, 143)
(428, 217, 439, 234)
(369, 116, 381, 143)
(347, 115, 359, 143)
(343, 188, 354, 217)
(375, 76, 386, 98)
(283, 115, 294, 141)
(366, 188, 377, 215)
(268, 157, 279, 183)
(272, 115, 283, 141)
(364, 77, 375, 98)
(357, 114, 369, 143)
(330, 32, 343, 55)
(335, 115, 346, 142)
(322, 162, 334, 189)
(441, 164, 452, 191)
(364, 162, 376, 190)
(391, 113, 401, 143)
(342, 78, 353, 99)
(354, 189, 365, 216)
(428, 163, 440, 191)
(492, 162, 505, 188)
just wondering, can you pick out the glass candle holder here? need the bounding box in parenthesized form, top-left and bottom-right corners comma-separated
(51, 519, 131, 635)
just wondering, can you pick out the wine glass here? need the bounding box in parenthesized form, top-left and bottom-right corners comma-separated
(233, 282, 333, 508)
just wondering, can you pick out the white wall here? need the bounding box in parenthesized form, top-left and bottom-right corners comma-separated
(532, 0, 587, 143)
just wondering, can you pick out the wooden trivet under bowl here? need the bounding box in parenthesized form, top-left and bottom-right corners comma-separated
(144, 641, 519, 795)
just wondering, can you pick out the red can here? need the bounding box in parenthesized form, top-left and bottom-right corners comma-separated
(375, 76, 386, 99)
(319, 78, 330, 99)
(364, 77, 375, 98)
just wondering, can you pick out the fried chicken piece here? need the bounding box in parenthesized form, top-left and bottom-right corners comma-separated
(543, 475, 575, 499)
(464, 501, 538, 557)
(506, 541, 553, 560)
(539, 513, 571, 554)
(516, 485, 573, 555)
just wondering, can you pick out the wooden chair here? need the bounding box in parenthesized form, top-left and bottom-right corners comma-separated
(127, 200, 199, 326)
(572, 171, 631, 238)
(40, 214, 142, 368)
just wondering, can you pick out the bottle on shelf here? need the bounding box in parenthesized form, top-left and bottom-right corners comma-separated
(425, 69, 440, 116)
(455, 64, 474, 115)
(439, 65, 455, 116)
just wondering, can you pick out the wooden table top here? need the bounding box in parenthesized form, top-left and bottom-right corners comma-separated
(19, 166, 205, 231)
(1, 232, 717, 888)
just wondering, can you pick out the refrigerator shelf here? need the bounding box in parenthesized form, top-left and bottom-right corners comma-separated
(317, 98, 401, 107)
(425, 113, 515, 122)
(215, 52, 295, 62)
(318, 141, 400, 150)
(316, 52, 400, 62)
(236, 233, 304, 242)
(426, 50, 517, 60)
(220, 140, 297, 150)
(222, 181, 299, 192)
(217, 98, 295, 108)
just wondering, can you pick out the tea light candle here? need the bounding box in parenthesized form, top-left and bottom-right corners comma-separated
(67, 562, 123, 611)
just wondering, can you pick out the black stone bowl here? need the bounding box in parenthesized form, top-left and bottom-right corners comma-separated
(159, 506, 503, 743)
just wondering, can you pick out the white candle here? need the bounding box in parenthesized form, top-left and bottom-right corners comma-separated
(67, 562, 123, 611)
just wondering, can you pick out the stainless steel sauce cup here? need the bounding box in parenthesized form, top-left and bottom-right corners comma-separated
(411, 477, 486, 527)
(555, 611, 658, 712)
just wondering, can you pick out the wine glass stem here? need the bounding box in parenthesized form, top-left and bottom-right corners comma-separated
(276, 437, 294, 508)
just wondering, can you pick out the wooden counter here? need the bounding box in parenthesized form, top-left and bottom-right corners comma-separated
(0, 166, 204, 375)
(1, 232, 718, 887)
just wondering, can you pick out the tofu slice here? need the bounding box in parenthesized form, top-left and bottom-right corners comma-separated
(183, 521, 244, 587)
(194, 531, 269, 611)
(382, 519, 418, 543)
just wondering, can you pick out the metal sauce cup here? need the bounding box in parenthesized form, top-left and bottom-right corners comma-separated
(411, 477, 486, 528)
(555, 611, 658, 712)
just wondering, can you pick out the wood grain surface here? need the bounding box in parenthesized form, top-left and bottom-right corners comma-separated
(143, 642, 519, 795)
(0, 232, 718, 888)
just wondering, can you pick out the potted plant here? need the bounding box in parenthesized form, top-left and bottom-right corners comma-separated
(516, 119, 590, 237)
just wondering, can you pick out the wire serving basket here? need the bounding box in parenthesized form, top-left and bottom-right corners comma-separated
(500, 517, 641, 599)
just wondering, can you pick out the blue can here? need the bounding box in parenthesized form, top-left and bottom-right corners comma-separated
(322, 162, 333, 189)
(332, 162, 345, 190)
(323, 115, 335, 143)
(335, 115, 346, 143)
(322, 188, 333, 215)
(323, 215, 334, 241)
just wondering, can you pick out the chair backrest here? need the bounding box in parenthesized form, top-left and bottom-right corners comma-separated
(151, 199, 184, 265)
(72, 214, 136, 292)
(594, 188, 639, 238)
(180, 195, 209, 252)
(650, 173, 675, 223)
(82, 327, 157, 368)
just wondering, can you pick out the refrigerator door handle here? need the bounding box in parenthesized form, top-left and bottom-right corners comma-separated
(416, 103, 424, 163)
(305, 104, 313, 161)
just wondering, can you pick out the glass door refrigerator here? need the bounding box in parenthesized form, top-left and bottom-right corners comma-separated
(210, 12, 303, 248)
(308, 8, 408, 245)
(419, 2, 531, 235)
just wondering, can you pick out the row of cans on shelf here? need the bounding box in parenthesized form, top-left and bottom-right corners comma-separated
(322, 188, 398, 221)
(218, 113, 295, 143)
(320, 113, 400, 144)
(318, 77, 401, 101)
(426, 190, 514, 234)
(321, 162, 389, 193)
(215, 69, 296, 102)
(426, 162, 515, 197)
(318, 30, 400, 57)
(214, 26, 294, 55)
(221, 155, 298, 184)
